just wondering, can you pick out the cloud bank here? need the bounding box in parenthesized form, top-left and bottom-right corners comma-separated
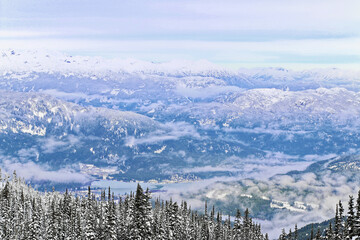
(1, 0, 360, 67)
(1, 157, 90, 184)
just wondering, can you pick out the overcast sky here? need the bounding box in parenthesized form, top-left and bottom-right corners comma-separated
(1, 0, 360, 69)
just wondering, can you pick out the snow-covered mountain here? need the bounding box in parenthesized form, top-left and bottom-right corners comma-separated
(2, 49, 360, 238)
(1, 49, 360, 90)
(0, 49, 360, 183)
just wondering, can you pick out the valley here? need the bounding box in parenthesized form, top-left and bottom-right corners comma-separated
(1, 49, 360, 237)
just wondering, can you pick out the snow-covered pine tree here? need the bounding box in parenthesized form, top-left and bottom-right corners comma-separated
(278, 228, 287, 240)
(315, 227, 322, 240)
(243, 208, 252, 239)
(214, 211, 223, 240)
(223, 214, 232, 240)
(29, 198, 42, 240)
(325, 222, 334, 240)
(171, 201, 184, 239)
(265, 233, 269, 240)
(84, 187, 97, 240)
(287, 228, 292, 240)
(0, 168, 268, 240)
(46, 198, 61, 240)
(355, 190, 360, 239)
(347, 195, 355, 238)
(104, 188, 117, 240)
(233, 209, 242, 239)
(143, 188, 154, 238)
(180, 200, 191, 239)
(131, 184, 153, 239)
(294, 224, 298, 240)
(199, 201, 210, 240)
(339, 200, 345, 238)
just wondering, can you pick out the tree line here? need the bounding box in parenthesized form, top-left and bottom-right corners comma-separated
(0, 170, 267, 239)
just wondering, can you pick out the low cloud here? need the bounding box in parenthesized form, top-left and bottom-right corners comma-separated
(181, 153, 311, 179)
(303, 153, 337, 161)
(40, 137, 68, 154)
(153, 152, 358, 238)
(39, 135, 81, 154)
(41, 89, 114, 104)
(159, 170, 358, 238)
(17, 147, 39, 162)
(182, 165, 241, 174)
(225, 126, 311, 137)
(175, 84, 243, 99)
(125, 121, 200, 147)
(2, 159, 91, 183)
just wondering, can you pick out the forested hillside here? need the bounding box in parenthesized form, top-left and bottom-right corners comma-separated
(280, 191, 360, 240)
(0, 170, 267, 239)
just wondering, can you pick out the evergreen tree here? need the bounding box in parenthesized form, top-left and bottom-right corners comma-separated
(265, 233, 269, 240)
(338, 200, 345, 238)
(279, 228, 286, 240)
(214, 211, 223, 240)
(334, 204, 340, 240)
(315, 227, 321, 240)
(0, 170, 268, 240)
(243, 208, 252, 239)
(29, 198, 42, 240)
(325, 222, 334, 240)
(223, 214, 232, 240)
(347, 195, 355, 238)
(84, 187, 97, 240)
(355, 190, 360, 238)
(310, 224, 314, 240)
(131, 184, 153, 239)
(233, 209, 242, 239)
(288, 228, 292, 240)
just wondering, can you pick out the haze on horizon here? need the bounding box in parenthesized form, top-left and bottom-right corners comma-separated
(1, 0, 360, 70)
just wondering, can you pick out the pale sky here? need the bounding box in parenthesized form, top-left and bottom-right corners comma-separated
(1, 0, 360, 69)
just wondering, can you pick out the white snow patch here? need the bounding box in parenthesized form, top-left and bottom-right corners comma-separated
(154, 145, 167, 154)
